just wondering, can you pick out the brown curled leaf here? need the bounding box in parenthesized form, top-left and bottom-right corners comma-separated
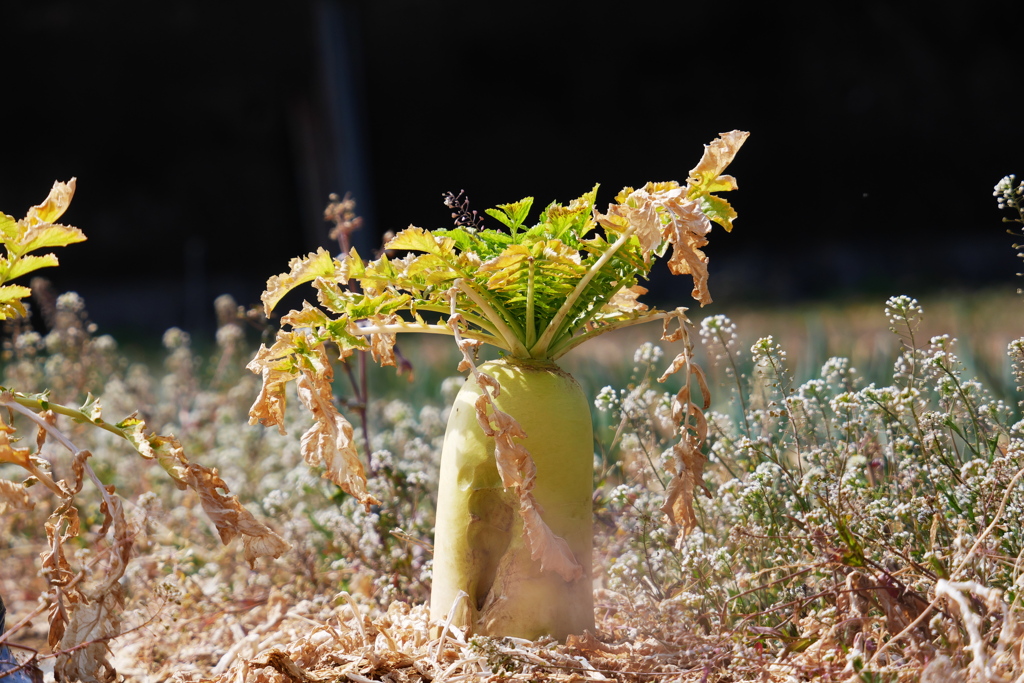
(0, 427, 31, 469)
(520, 491, 583, 582)
(660, 199, 714, 305)
(595, 193, 662, 256)
(53, 584, 123, 683)
(23, 178, 77, 227)
(182, 463, 290, 565)
(661, 308, 690, 344)
(36, 409, 57, 450)
(261, 247, 341, 315)
(0, 478, 33, 513)
(660, 439, 709, 535)
(659, 352, 689, 384)
(295, 370, 381, 510)
(366, 313, 400, 367)
(602, 285, 648, 314)
(691, 364, 711, 410)
(95, 484, 133, 592)
(686, 130, 749, 197)
(246, 334, 303, 435)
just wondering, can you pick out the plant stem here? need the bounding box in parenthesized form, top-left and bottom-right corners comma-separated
(531, 227, 635, 358)
(548, 310, 670, 360)
(455, 279, 530, 357)
(525, 258, 536, 348)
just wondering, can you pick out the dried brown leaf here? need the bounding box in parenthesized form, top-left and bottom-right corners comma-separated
(47, 587, 77, 651)
(295, 371, 381, 510)
(660, 199, 714, 305)
(595, 194, 662, 255)
(659, 353, 689, 384)
(182, 463, 290, 565)
(602, 285, 649, 314)
(0, 427, 32, 469)
(95, 484, 132, 592)
(366, 313, 399, 367)
(566, 631, 631, 655)
(660, 309, 690, 344)
(53, 584, 123, 683)
(687, 130, 749, 193)
(247, 337, 302, 435)
(660, 439, 709, 535)
(519, 491, 584, 582)
(68, 450, 89, 496)
(691, 364, 711, 411)
(0, 478, 33, 513)
(35, 410, 57, 451)
(23, 178, 77, 227)
(41, 500, 79, 589)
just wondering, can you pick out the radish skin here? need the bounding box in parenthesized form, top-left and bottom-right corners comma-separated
(430, 358, 595, 640)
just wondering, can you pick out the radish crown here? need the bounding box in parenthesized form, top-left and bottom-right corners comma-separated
(248, 131, 747, 509)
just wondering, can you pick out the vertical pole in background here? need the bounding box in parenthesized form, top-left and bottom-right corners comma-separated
(306, 0, 375, 257)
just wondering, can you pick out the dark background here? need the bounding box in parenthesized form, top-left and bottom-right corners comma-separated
(1, 0, 1021, 339)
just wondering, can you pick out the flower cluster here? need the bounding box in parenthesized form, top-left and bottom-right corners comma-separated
(593, 299, 1024, 676)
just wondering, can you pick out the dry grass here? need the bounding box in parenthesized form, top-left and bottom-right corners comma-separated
(3, 288, 1024, 682)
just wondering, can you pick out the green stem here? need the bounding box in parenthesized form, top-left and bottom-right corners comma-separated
(410, 304, 503, 340)
(353, 320, 505, 349)
(525, 258, 536, 348)
(548, 310, 670, 360)
(6, 392, 125, 440)
(429, 250, 526, 344)
(530, 227, 635, 358)
(455, 279, 530, 358)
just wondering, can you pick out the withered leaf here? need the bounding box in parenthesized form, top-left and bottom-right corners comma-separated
(22, 178, 77, 228)
(262, 247, 341, 315)
(472, 388, 583, 582)
(0, 478, 33, 513)
(366, 313, 400, 367)
(520, 491, 584, 582)
(246, 335, 302, 435)
(36, 409, 57, 451)
(182, 463, 290, 565)
(53, 584, 123, 683)
(660, 439, 708, 535)
(295, 371, 381, 509)
(602, 285, 648, 314)
(95, 484, 132, 592)
(0, 427, 31, 469)
(686, 130, 749, 196)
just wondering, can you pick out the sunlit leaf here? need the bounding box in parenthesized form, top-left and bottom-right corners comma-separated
(262, 247, 341, 314)
(686, 130, 749, 198)
(700, 194, 739, 232)
(22, 178, 77, 227)
(10, 222, 86, 257)
(485, 196, 534, 231)
(1, 253, 60, 280)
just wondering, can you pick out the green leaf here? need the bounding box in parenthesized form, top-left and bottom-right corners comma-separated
(7, 223, 86, 258)
(485, 197, 534, 232)
(3, 253, 61, 280)
(262, 247, 340, 314)
(0, 283, 32, 304)
(432, 228, 479, 254)
(700, 195, 738, 232)
(0, 213, 18, 242)
(836, 516, 866, 567)
(386, 227, 455, 256)
(485, 208, 513, 229)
